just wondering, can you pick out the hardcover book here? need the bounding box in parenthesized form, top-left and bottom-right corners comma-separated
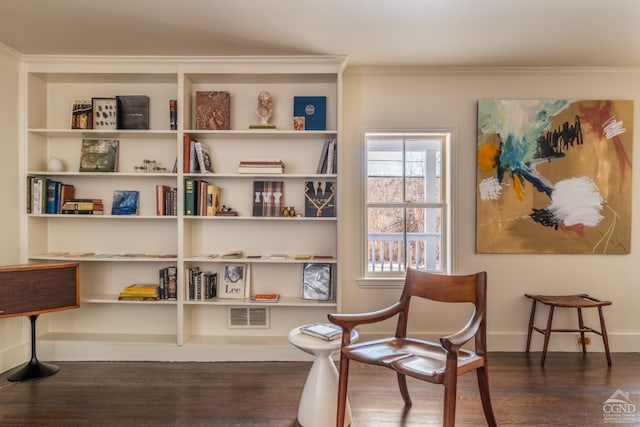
(169, 99, 177, 130)
(195, 91, 230, 130)
(299, 322, 342, 340)
(79, 139, 119, 172)
(194, 141, 214, 173)
(252, 181, 284, 217)
(293, 96, 327, 130)
(302, 263, 332, 300)
(71, 98, 92, 129)
(251, 293, 280, 303)
(92, 98, 117, 130)
(219, 263, 249, 299)
(111, 190, 139, 215)
(304, 181, 335, 217)
(116, 95, 150, 130)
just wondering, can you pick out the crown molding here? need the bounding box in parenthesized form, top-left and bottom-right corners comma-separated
(0, 42, 21, 61)
(344, 65, 640, 76)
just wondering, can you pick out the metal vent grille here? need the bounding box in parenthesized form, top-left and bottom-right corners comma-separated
(228, 306, 269, 328)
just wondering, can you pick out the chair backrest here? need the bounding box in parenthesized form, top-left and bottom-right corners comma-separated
(395, 268, 488, 348)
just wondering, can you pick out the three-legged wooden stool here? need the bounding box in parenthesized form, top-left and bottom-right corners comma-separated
(525, 294, 612, 367)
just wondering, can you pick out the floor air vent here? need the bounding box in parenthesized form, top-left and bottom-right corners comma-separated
(228, 306, 269, 328)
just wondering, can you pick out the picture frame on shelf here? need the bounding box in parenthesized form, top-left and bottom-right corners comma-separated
(302, 263, 332, 300)
(79, 139, 119, 172)
(92, 98, 117, 130)
(219, 263, 249, 299)
(304, 181, 335, 217)
(71, 98, 92, 129)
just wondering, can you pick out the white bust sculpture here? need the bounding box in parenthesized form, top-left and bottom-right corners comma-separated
(256, 91, 273, 125)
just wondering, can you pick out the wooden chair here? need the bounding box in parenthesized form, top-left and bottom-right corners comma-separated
(328, 268, 497, 427)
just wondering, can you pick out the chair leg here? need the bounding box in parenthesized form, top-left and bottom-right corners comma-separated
(541, 305, 555, 367)
(598, 306, 612, 367)
(442, 376, 457, 427)
(336, 356, 350, 427)
(526, 299, 537, 352)
(476, 366, 498, 427)
(577, 307, 587, 355)
(397, 372, 412, 407)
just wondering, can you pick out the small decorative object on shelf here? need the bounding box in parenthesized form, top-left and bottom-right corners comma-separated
(299, 322, 342, 341)
(250, 90, 276, 130)
(282, 206, 296, 217)
(293, 96, 327, 130)
(195, 91, 230, 130)
(91, 98, 117, 130)
(47, 157, 65, 172)
(251, 293, 280, 303)
(293, 116, 304, 131)
(133, 159, 167, 173)
(111, 190, 140, 215)
(217, 205, 238, 216)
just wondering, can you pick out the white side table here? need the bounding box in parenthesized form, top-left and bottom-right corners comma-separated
(289, 326, 358, 427)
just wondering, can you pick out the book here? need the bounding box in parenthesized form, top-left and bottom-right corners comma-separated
(118, 294, 160, 301)
(304, 181, 336, 217)
(156, 185, 170, 216)
(195, 91, 230, 130)
(111, 190, 139, 215)
(169, 99, 177, 130)
(183, 134, 193, 173)
(92, 98, 117, 130)
(166, 266, 178, 300)
(302, 263, 332, 300)
(79, 139, 119, 172)
(219, 263, 249, 299)
(293, 96, 327, 130)
(184, 178, 196, 215)
(116, 95, 149, 129)
(252, 181, 284, 217)
(194, 141, 214, 173)
(71, 98, 92, 129)
(299, 322, 342, 341)
(45, 180, 61, 214)
(206, 183, 220, 216)
(251, 293, 280, 303)
(221, 251, 243, 259)
(122, 284, 160, 294)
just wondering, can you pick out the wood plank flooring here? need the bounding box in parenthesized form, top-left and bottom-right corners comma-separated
(1, 352, 638, 426)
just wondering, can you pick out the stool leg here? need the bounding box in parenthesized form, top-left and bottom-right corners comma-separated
(577, 307, 586, 355)
(526, 300, 537, 353)
(598, 306, 612, 367)
(541, 305, 555, 367)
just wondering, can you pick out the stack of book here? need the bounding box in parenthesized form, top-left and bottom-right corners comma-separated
(238, 159, 284, 174)
(118, 284, 160, 301)
(299, 322, 342, 341)
(61, 198, 104, 215)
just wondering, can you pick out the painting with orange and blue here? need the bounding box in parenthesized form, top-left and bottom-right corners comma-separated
(476, 99, 633, 254)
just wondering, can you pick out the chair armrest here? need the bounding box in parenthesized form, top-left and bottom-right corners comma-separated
(328, 301, 403, 330)
(440, 309, 482, 353)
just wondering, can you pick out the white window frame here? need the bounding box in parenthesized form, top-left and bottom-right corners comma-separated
(360, 130, 454, 286)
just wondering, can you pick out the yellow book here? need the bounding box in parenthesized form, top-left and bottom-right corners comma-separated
(122, 284, 160, 294)
(206, 184, 220, 216)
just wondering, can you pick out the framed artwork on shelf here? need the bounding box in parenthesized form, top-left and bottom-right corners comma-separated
(79, 139, 119, 172)
(71, 98, 92, 129)
(92, 98, 117, 130)
(111, 190, 139, 215)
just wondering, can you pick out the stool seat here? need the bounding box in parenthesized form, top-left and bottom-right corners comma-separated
(525, 293, 612, 367)
(525, 294, 612, 308)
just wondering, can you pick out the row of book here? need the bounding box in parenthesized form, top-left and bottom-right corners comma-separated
(184, 266, 218, 300)
(184, 179, 221, 216)
(316, 138, 337, 174)
(183, 135, 214, 173)
(156, 185, 178, 216)
(28, 176, 75, 214)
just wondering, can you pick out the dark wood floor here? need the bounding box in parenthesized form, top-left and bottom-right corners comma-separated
(0, 352, 638, 426)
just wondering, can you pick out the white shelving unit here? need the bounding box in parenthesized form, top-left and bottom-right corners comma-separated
(20, 56, 345, 361)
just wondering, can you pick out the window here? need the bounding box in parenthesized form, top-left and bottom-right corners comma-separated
(364, 132, 450, 277)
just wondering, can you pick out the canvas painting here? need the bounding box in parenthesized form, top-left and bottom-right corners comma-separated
(476, 99, 633, 254)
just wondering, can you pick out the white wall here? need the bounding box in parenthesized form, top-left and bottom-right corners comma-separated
(341, 67, 640, 352)
(0, 44, 25, 372)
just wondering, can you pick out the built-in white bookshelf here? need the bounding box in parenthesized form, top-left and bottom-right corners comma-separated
(21, 56, 345, 361)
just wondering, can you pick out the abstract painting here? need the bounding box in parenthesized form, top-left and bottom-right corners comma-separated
(476, 99, 633, 254)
